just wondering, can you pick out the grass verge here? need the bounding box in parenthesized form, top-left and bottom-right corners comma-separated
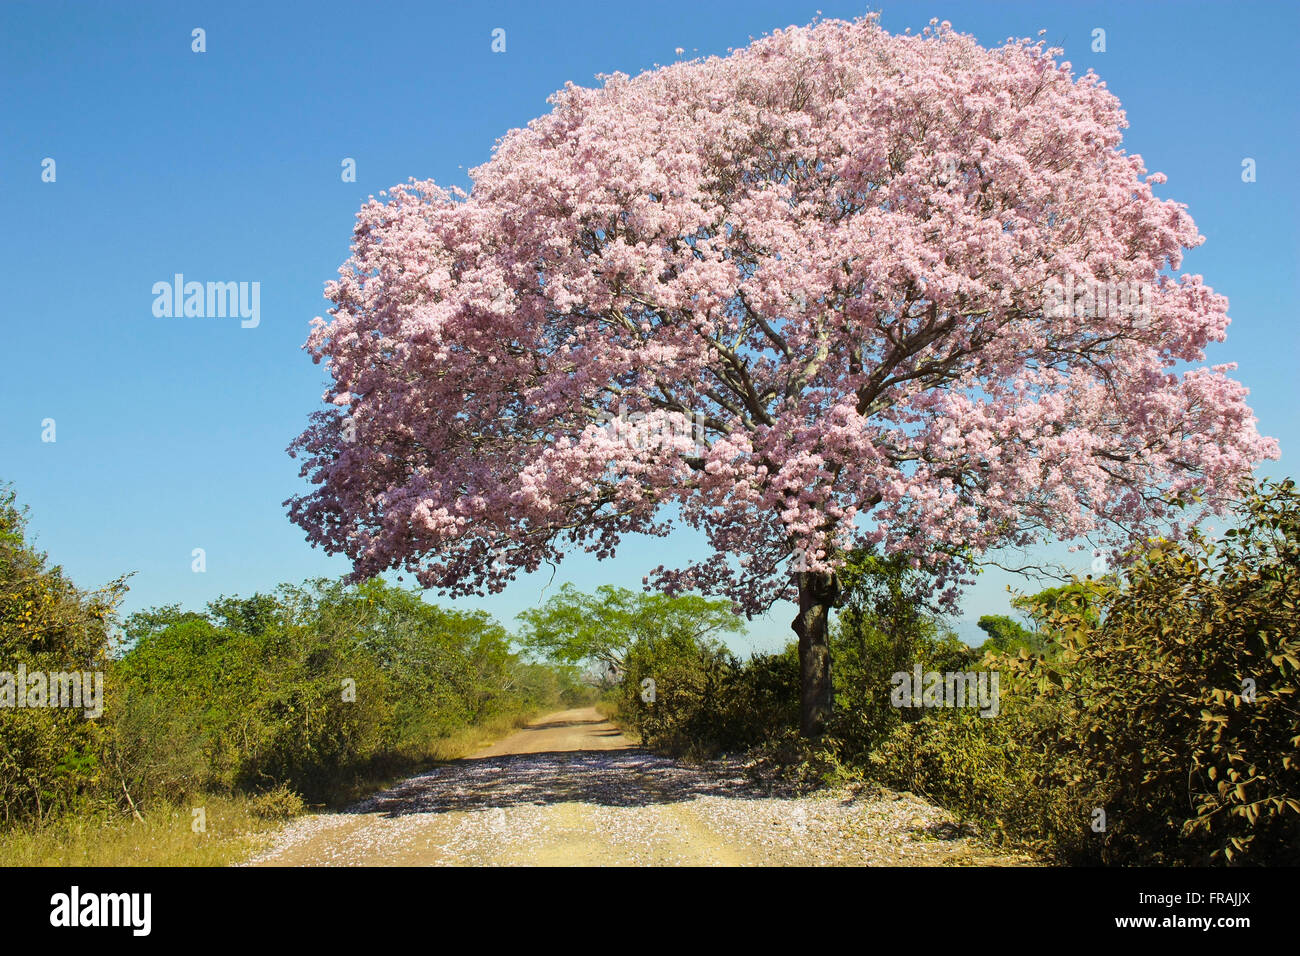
(0, 707, 547, 867)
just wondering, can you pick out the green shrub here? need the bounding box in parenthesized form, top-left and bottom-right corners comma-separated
(620, 631, 738, 756)
(828, 550, 979, 764)
(616, 635, 800, 757)
(247, 783, 306, 819)
(1013, 479, 1300, 864)
(868, 668, 1099, 859)
(110, 578, 573, 805)
(868, 479, 1300, 865)
(0, 485, 126, 823)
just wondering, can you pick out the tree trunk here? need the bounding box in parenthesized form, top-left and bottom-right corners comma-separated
(793, 570, 838, 738)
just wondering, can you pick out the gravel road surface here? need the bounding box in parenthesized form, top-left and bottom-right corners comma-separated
(245, 707, 1031, 866)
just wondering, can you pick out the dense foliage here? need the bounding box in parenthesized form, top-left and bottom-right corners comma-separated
(111, 579, 587, 805)
(618, 633, 799, 759)
(0, 488, 125, 823)
(1011, 479, 1300, 863)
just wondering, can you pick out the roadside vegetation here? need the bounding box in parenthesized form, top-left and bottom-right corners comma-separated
(0, 483, 592, 865)
(4, 478, 1295, 866)
(532, 480, 1300, 866)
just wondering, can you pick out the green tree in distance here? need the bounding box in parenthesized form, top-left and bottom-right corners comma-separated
(516, 584, 743, 680)
(975, 614, 1045, 656)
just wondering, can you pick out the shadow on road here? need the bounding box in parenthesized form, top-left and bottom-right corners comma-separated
(512, 717, 608, 731)
(348, 749, 766, 818)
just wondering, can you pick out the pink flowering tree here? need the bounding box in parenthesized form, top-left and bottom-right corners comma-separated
(288, 17, 1277, 736)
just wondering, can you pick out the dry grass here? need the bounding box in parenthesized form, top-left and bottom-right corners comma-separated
(0, 796, 283, 867)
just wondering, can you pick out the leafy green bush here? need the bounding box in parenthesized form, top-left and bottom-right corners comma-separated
(868, 480, 1300, 865)
(868, 669, 1098, 859)
(1015, 479, 1300, 864)
(0, 486, 126, 822)
(110, 578, 569, 805)
(829, 550, 978, 764)
(618, 635, 799, 757)
(726, 645, 800, 746)
(619, 631, 738, 756)
(246, 783, 306, 819)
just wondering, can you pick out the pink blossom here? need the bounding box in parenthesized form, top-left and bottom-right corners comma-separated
(287, 15, 1276, 622)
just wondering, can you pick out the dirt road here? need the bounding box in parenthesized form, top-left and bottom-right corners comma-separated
(246, 707, 1027, 866)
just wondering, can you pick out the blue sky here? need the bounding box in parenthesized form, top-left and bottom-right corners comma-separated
(2, 0, 1296, 653)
